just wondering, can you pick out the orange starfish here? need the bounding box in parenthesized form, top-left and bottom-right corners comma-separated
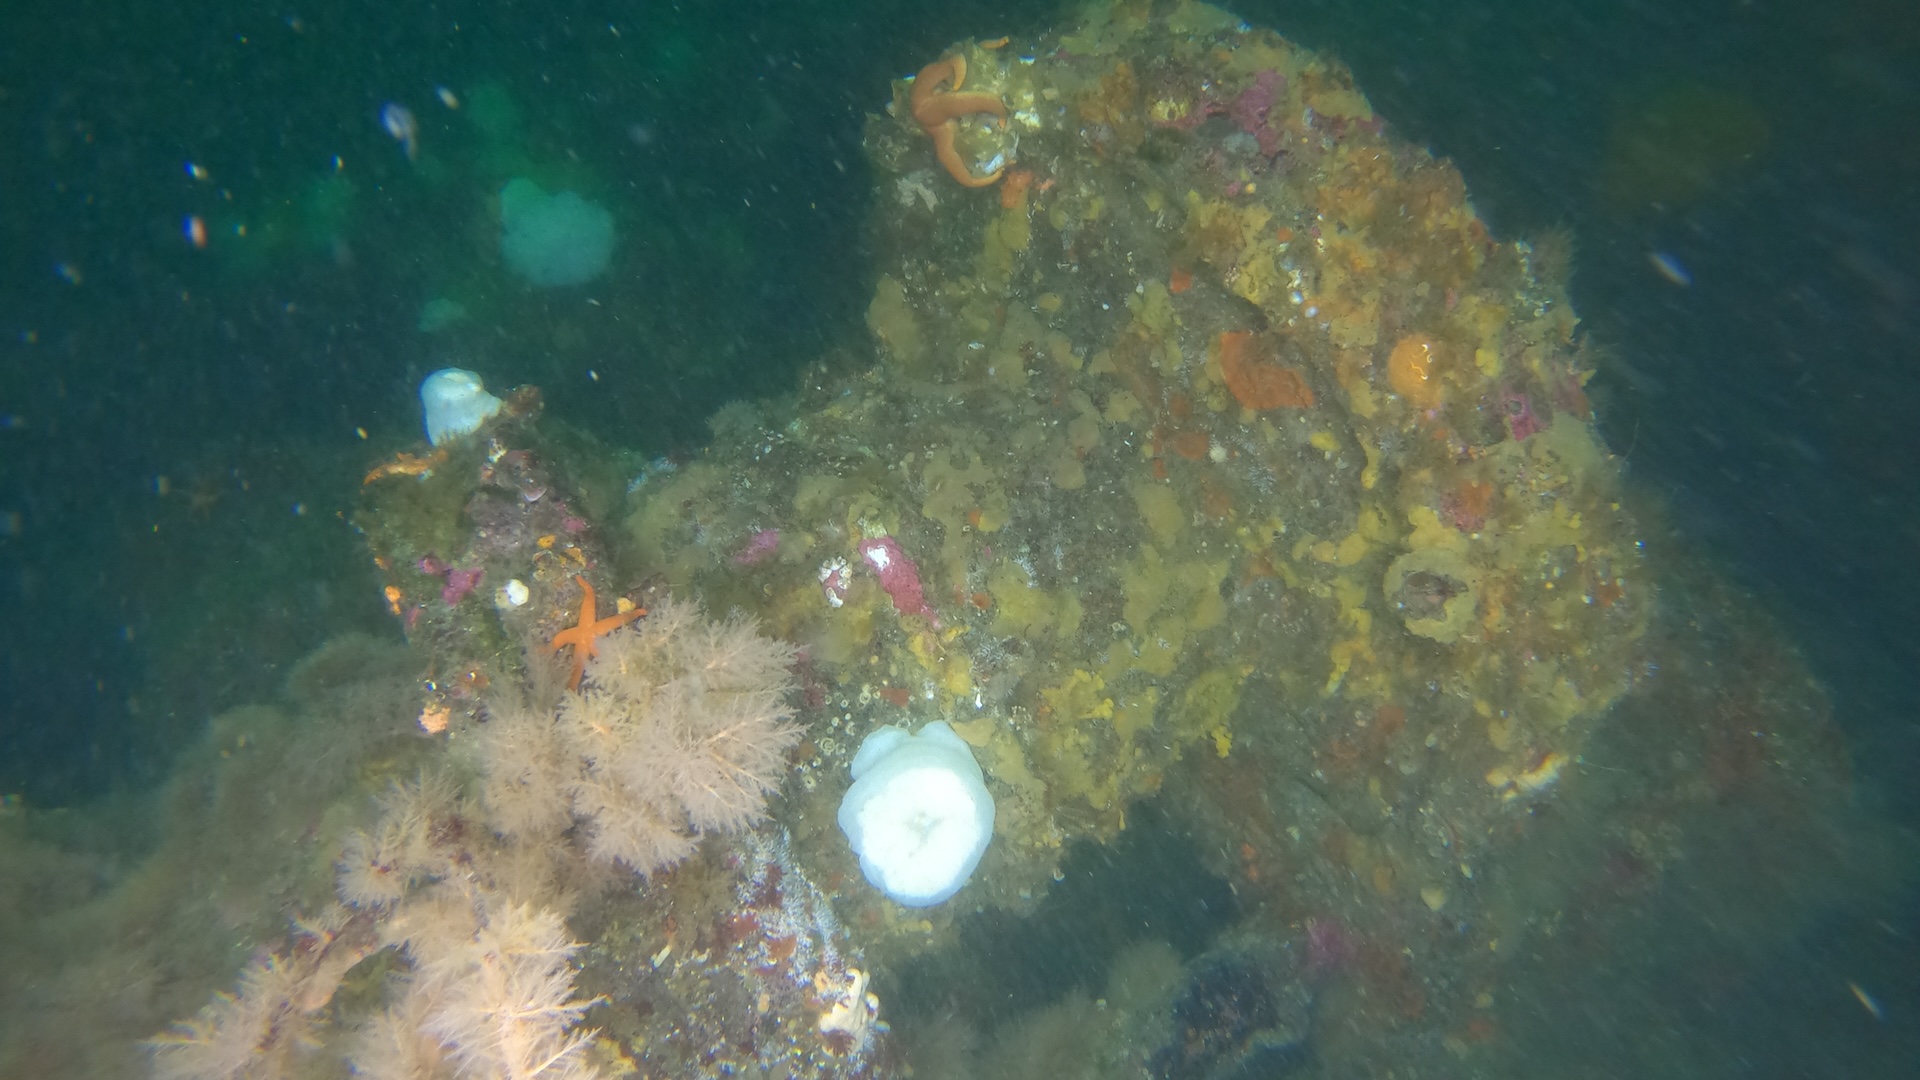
(548, 575, 645, 690)
(911, 53, 1008, 188)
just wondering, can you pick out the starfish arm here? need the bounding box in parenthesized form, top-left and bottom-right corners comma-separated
(591, 607, 647, 635)
(915, 91, 1007, 127)
(910, 57, 965, 124)
(550, 576, 600, 656)
(932, 124, 1007, 188)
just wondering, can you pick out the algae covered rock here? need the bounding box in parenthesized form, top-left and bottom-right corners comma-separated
(1383, 548, 1480, 644)
(623, 0, 1652, 931)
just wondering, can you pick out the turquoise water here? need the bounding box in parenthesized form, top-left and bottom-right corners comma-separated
(1, 1, 1916, 1076)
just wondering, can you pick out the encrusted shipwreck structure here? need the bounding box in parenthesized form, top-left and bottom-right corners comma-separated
(117, 4, 1870, 1080)
(617, 2, 1853, 1075)
(640, 0, 1646, 924)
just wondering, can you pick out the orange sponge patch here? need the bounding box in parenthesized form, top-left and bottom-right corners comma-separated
(1387, 334, 1444, 409)
(1217, 330, 1315, 410)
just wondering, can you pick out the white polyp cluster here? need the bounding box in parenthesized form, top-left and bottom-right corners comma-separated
(836, 721, 995, 908)
(420, 368, 504, 446)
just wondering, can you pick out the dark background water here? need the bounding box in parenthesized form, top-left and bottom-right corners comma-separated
(1, 0, 1914, 827)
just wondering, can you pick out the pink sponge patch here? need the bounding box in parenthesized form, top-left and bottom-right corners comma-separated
(858, 536, 939, 626)
(441, 566, 484, 606)
(732, 528, 781, 566)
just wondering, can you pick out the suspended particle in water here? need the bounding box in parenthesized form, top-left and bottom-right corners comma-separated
(1647, 251, 1691, 287)
(380, 102, 419, 161)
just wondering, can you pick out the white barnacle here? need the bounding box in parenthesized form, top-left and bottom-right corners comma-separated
(818, 967, 878, 1044)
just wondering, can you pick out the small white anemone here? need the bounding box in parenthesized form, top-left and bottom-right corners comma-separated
(493, 578, 530, 609)
(420, 368, 503, 446)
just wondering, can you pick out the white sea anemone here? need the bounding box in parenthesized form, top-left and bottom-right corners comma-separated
(419, 368, 503, 446)
(837, 721, 995, 907)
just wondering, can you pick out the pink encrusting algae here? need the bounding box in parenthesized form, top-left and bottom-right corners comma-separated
(857, 536, 940, 626)
(440, 566, 484, 606)
(733, 528, 782, 566)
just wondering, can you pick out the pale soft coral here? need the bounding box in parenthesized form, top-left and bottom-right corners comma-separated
(345, 889, 602, 1080)
(555, 597, 801, 875)
(415, 901, 601, 1080)
(149, 910, 381, 1080)
(158, 596, 800, 1080)
(337, 773, 466, 909)
(148, 954, 309, 1080)
(477, 596, 800, 878)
